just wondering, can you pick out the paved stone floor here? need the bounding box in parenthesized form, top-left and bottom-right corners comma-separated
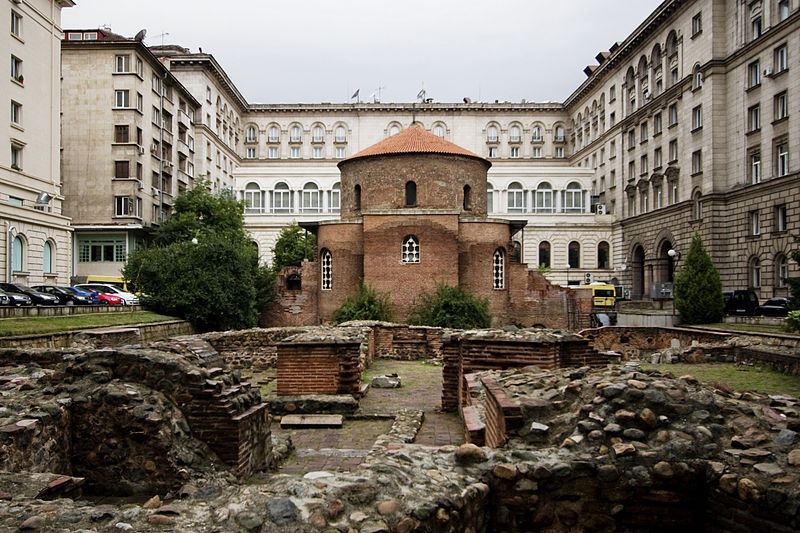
(272, 359, 464, 474)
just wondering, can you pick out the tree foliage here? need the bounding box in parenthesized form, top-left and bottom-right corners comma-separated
(674, 232, 724, 324)
(407, 284, 491, 329)
(786, 234, 800, 310)
(270, 222, 316, 271)
(331, 285, 393, 323)
(123, 182, 274, 332)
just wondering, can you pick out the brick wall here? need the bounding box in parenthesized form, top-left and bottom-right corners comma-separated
(276, 341, 361, 396)
(262, 261, 319, 326)
(368, 324, 443, 360)
(317, 221, 364, 321)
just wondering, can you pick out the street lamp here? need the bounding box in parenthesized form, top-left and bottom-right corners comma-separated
(7, 225, 16, 283)
(565, 263, 571, 285)
(667, 249, 681, 261)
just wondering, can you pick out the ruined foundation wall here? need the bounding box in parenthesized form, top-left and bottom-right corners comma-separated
(202, 327, 315, 369)
(368, 324, 443, 360)
(276, 342, 361, 396)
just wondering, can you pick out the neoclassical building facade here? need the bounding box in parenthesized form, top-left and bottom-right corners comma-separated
(56, 0, 799, 301)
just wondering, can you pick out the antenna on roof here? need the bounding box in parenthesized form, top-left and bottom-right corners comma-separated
(134, 29, 147, 42)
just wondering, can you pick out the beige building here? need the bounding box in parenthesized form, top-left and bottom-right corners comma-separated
(2, 0, 73, 285)
(59, 0, 798, 298)
(61, 29, 200, 280)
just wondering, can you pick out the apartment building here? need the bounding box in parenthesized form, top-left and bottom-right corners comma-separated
(2, 0, 73, 285)
(61, 28, 200, 280)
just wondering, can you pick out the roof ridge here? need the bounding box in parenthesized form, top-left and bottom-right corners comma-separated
(341, 126, 487, 164)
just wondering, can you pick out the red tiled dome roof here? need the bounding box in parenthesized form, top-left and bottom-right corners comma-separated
(341, 126, 487, 164)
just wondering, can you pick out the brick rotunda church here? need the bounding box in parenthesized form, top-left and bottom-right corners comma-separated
(267, 127, 588, 327)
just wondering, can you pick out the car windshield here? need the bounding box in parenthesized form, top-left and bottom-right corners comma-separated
(61, 287, 80, 295)
(594, 289, 615, 297)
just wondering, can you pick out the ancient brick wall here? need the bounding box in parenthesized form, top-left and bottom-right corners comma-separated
(201, 327, 314, 369)
(261, 261, 318, 327)
(580, 325, 732, 356)
(276, 341, 361, 396)
(481, 377, 523, 448)
(368, 324, 443, 360)
(507, 267, 593, 329)
(316, 221, 364, 322)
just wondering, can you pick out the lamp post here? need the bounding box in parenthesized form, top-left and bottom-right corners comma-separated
(7, 225, 16, 283)
(565, 263, 571, 286)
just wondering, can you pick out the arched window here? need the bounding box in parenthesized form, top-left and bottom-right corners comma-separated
(568, 241, 581, 269)
(487, 125, 498, 142)
(271, 182, 292, 213)
(329, 182, 340, 213)
(354, 184, 361, 210)
(535, 182, 554, 213)
(312, 125, 324, 142)
(597, 241, 610, 269)
(554, 125, 565, 142)
(692, 65, 703, 90)
(268, 125, 280, 142)
(433, 124, 445, 137)
(486, 182, 494, 213)
(402, 235, 420, 263)
(507, 182, 525, 212)
(287, 273, 302, 291)
(389, 124, 400, 136)
(335, 125, 346, 142)
(405, 181, 417, 207)
(750, 257, 761, 288)
(463, 185, 471, 211)
(321, 249, 332, 290)
(538, 241, 551, 268)
(302, 182, 320, 213)
(564, 182, 584, 213)
(776, 254, 788, 287)
(509, 125, 521, 142)
(531, 125, 542, 142)
(11, 235, 23, 272)
(694, 191, 703, 219)
(290, 125, 302, 142)
(245, 126, 257, 143)
(493, 248, 505, 289)
(244, 182, 263, 213)
(43, 241, 53, 274)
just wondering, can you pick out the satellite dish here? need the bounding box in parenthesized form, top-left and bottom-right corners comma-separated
(134, 29, 147, 42)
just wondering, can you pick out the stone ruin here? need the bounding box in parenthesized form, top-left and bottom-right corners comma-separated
(0, 325, 797, 531)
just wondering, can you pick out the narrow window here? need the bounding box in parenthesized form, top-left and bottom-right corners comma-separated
(598, 241, 610, 269)
(43, 241, 53, 274)
(538, 241, 551, 268)
(463, 185, 472, 210)
(402, 235, 420, 263)
(568, 241, 581, 269)
(751, 258, 761, 288)
(493, 248, 505, 289)
(321, 249, 332, 290)
(405, 181, 417, 207)
(11, 236, 23, 272)
(354, 184, 361, 210)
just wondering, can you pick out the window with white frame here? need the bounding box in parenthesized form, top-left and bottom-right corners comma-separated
(554, 125, 565, 142)
(641, 154, 648, 174)
(302, 183, 320, 213)
(692, 150, 703, 174)
(389, 124, 400, 136)
(694, 191, 703, 219)
(290, 146, 300, 159)
(244, 182, 263, 212)
(78, 237, 126, 263)
(335, 125, 346, 142)
(669, 139, 678, 162)
(748, 60, 761, 88)
(493, 248, 505, 289)
(507, 182, 525, 212)
(10, 143, 22, 170)
(778, 0, 790, 21)
(321, 249, 332, 290)
(114, 196, 135, 217)
(776, 204, 788, 232)
(245, 126, 257, 142)
(777, 255, 788, 287)
(488, 146, 498, 158)
(510, 147, 520, 158)
(640, 122, 648, 141)
(563, 182, 584, 213)
(748, 104, 761, 131)
(653, 112, 662, 135)
(312, 125, 324, 142)
(11, 101, 21, 125)
(752, 16, 762, 40)
(335, 146, 345, 158)
(774, 91, 788, 120)
(509, 125, 521, 142)
(11, 55, 22, 82)
(313, 146, 323, 159)
(692, 105, 703, 129)
(246, 147, 256, 159)
(151, 74, 160, 93)
(750, 150, 762, 183)
(775, 43, 788, 72)
(531, 125, 542, 141)
(654, 147, 663, 169)
(272, 182, 292, 213)
(152, 107, 160, 125)
(532, 146, 542, 158)
(268, 147, 279, 159)
(693, 69, 703, 90)
(487, 125, 498, 142)
(751, 257, 761, 287)
(535, 182, 554, 213)
(11, 10, 21, 37)
(402, 235, 420, 263)
(692, 12, 702, 35)
(115, 54, 130, 73)
(776, 141, 789, 176)
(554, 146, 565, 158)
(268, 125, 279, 142)
(670, 180, 679, 204)
(640, 189, 649, 213)
(137, 92, 143, 112)
(329, 183, 340, 213)
(486, 183, 494, 213)
(290, 125, 301, 142)
(668, 103, 678, 125)
(654, 185, 663, 208)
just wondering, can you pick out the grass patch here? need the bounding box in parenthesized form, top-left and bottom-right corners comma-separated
(0, 311, 177, 337)
(362, 359, 440, 390)
(642, 362, 800, 397)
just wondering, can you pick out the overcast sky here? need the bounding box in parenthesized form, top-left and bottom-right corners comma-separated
(62, 0, 663, 105)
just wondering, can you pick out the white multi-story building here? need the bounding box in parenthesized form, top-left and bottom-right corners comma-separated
(1, 0, 73, 285)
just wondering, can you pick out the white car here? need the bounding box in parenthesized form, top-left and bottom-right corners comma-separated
(75, 283, 140, 305)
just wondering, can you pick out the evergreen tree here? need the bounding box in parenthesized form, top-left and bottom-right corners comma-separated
(674, 232, 724, 324)
(270, 222, 316, 271)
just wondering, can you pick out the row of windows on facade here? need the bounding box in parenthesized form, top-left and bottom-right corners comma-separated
(318, 241, 508, 291)
(111, 196, 169, 224)
(244, 146, 347, 160)
(749, 253, 791, 290)
(535, 241, 611, 271)
(245, 125, 348, 145)
(484, 124, 566, 144)
(8, 235, 57, 274)
(111, 54, 194, 119)
(488, 182, 588, 214)
(77, 238, 127, 263)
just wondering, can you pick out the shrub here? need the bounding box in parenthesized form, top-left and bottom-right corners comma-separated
(407, 284, 491, 329)
(271, 222, 315, 271)
(674, 232, 724, 324)
(331, 285, 393, 323)
(785, 310, 800, 333)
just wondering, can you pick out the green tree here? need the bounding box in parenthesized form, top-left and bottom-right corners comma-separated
(674, 232, 724, 324)
(407, 284, 491, 329)
(786, 234, 800, 309)
(270, 222, 316, 271)
(331, 284, 393, 323)
(123, 182, 274, 332)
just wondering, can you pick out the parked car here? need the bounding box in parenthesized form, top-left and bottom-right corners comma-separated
(0, 291, 10, 306)
(31, 285, 92, 306)
(755, 297, 792, 317)
(0, 282, 58, 306)
(74, 283, 139, 305)
(70, 286, 123, 305)
(723, 290, 760, 316)
(0, 288, 32, 306)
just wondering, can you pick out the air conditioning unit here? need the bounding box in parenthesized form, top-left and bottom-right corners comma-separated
(137, 146, 144, 155)
(763, 67, 773, 77)
(596, 204, 607, 215)
(150, 143, 158, 154)
(152, 187, 160, 196)
(137, 181, 144, 190)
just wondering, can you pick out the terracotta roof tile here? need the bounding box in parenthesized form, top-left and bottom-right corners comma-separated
(342, 126, 487, 163)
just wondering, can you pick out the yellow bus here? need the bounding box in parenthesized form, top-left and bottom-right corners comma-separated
(581, 283, 616, 308)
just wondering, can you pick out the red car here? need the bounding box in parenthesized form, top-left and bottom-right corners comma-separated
(75, 287, 123, 305)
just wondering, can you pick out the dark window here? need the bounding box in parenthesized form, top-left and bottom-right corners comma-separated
(597, 241, 610, 269)
(287, 274, 302, 291)
(405, 181, 417, 207)
(114, 160, 129, 179)
(114, 125, 129, 143)
(463, 184, 472, 210)
(538, 241, 551, 268)
(568, 241, 581, 269)
(354, 184, 361, 210)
